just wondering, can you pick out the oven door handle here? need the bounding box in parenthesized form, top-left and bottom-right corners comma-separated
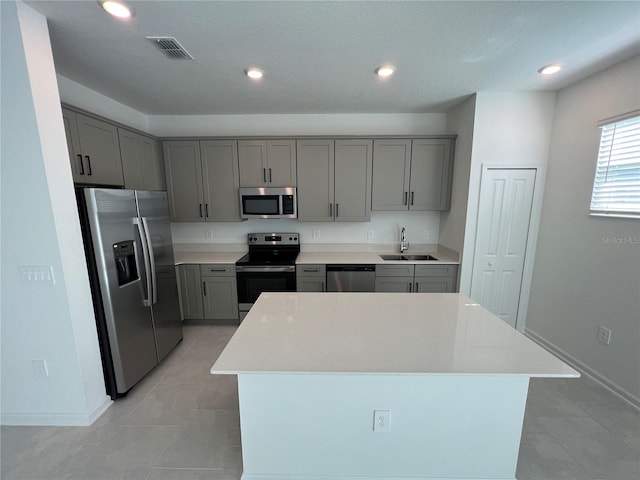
(236, 266, 296, 273)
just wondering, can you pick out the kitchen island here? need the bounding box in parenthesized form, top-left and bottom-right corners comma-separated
(211, 292, 578, 480)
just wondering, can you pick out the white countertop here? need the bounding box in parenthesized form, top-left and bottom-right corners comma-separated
(174, 251, 246, 265)
(211, 292, 579, 378)
(296, 251, 459, 264)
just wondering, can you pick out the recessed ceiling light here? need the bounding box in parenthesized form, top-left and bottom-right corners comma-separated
(375, 65, 395, 77)
(100, 1, 134, 19)
(245, 68, 264, 80)
(538, 63, 562, 75)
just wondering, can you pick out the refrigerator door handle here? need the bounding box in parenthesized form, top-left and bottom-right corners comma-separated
(141, 216, 158, 305)
(133, 217, 153, 307)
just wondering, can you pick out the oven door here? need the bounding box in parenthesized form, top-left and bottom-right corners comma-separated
(236, 266, 297, 314)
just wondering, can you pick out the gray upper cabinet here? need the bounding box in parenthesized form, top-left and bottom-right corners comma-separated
(238, 139, 297, 187)
(119, 128, 166, 191)
(62, 108, 124, 186)
(372, 138, 454, 211)
(297, 139, 372, 222)
(297, 139, 335, 221)
(409, 139, 453, 211)
(334, 139, 373, 222)
(201, 140, 241, 221)
(164, 140, 241, 222)
(163, 141, 205, 222)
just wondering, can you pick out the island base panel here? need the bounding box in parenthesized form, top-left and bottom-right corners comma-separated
(236, 373, 529, 479)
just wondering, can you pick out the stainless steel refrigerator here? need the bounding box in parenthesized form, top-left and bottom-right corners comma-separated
(77, 188, 182, 398)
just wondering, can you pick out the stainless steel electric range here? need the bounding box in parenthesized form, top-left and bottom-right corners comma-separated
(236, 233, 300, 318)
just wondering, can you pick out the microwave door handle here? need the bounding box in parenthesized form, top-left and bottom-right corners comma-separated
(141, 217, 157, 305)
(133, 217, 152, 306)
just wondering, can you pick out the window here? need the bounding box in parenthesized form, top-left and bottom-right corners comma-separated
(590, 114, 640, 218)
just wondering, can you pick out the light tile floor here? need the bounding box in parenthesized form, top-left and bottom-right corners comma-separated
(1, 324, 639, 480)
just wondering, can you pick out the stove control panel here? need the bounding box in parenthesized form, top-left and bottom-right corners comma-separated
(248, 232, 300, 246)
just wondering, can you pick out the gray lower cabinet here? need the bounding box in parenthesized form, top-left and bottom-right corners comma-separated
(297, 139, 372, 222)
(62, 108, 124, 186)
(119, 128, 166, 191)
(372, 138, 454, 211)
(296, 264, 326, 292)
(375, 264, 458, 293)
(164, 140, 241, 222)
(177, 264, 239, 321)
(238, 139, 297, 187)
(177, 264, 204, 319)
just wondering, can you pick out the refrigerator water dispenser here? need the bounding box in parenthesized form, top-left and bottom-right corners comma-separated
(113, 240, 138, 286)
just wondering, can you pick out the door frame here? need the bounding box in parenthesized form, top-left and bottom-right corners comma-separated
(465, 164, 546, 331)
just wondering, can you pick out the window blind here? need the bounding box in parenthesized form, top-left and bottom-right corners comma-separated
(590, 115, 640, 218)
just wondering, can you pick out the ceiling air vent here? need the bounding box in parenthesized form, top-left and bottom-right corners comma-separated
(146, 37, 194, 60)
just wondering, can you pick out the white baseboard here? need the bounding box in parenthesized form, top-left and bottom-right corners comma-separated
(1, 395, 112, 426)
(525, 328, 640, 410)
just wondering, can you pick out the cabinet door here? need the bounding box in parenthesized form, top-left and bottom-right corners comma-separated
(334, 139, 372, 222)
(267, 140, 297, 186)
(374, 276, 414, 292)
(202, 277, 239, 320)
(297, 140, 335, 221)
(140, 136, 166, 191)
(119, 129, 145, 190)
(178, 265, 204, 319)
(75, 113, 124, 186)
(414, 277, 454, 293)
(296, 277, 326, 292)
(409, 139, 453, 211)
(62, 108, 85, 183)
(238, 140, 267, 187)
(371, 139, 411, 211)
(163, 141, 205, 222)
(201, 140, 241, 221)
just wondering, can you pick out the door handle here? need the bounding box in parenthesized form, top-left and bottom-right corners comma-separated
(133, 217, 152, 307)
(141, 217, 157, 305)
(77, 154, 84, 174)
(85, 156, 92, 175)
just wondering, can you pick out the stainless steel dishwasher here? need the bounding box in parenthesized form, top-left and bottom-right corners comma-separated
(326, 265, 376, 292)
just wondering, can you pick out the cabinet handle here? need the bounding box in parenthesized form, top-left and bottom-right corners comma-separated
(329, 203, 333, 217)
(85, 156, 92, 175)
(336, 203, 339, 217)
(199, 204, 203, 218)
(263, 168, 267, 183)
(321, 281, 325, 292)
(205, 204, 209, 217)
(203, 282, 207, 295)
(209, 268, 226, 272)
(404, 192, 408, 205)
(408, 282, 412, 292)
(304, 268, 319, 273)
(269, 168, 272, 183)
(411, 191, 415, 206)
(77, 154, 84, 174)
(415, 282, 419, 292)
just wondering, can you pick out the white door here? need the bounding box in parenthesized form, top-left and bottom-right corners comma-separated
(470, 168, 536, 328)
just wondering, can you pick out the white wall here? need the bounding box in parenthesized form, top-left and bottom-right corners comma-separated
(171, 211, 441, 252)
(526, 55, 640, 406)
(457, 92, 557, 331)
(0, 1, 110, 425)
(440, 95, 476, 253)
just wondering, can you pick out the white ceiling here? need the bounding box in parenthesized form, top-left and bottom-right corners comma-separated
(25, 0, 640, 116)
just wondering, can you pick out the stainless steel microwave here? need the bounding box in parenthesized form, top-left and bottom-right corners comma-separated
(239, 187, 297, 219)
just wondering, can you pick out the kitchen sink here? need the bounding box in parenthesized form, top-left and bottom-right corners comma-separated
(379, 254, 439, 261)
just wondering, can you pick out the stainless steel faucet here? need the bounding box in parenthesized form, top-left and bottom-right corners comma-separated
(400, 227, 409, 253)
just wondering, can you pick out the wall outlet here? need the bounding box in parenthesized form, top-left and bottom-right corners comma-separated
(373, 410, 390, 432)
(312, 230, 320, 240)
(422, 230, 430, 241)
(597, 326, 612, 345)
(20, 265, 55, 285)
(32, 359, 49, 377)
(367, 230, 375, 241)
(205, 230, 214, 240)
